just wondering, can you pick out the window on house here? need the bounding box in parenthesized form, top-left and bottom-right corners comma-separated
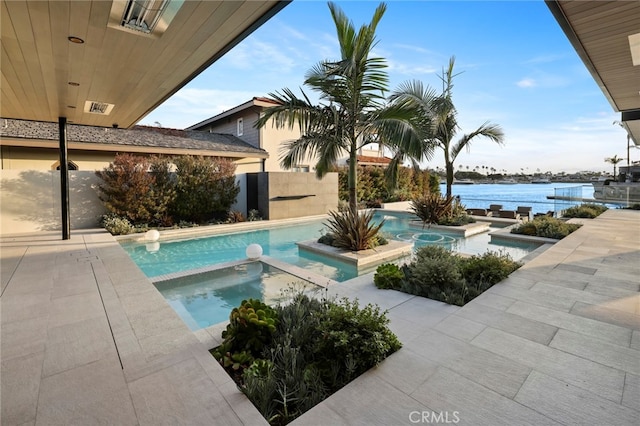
(52, 161, 79, 170)
(292, 165, 310, 173)
(237, 118, 243, 136)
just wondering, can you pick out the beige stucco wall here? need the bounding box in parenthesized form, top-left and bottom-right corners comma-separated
(254, 172, 338, 220)
(0, 170, 106, 235)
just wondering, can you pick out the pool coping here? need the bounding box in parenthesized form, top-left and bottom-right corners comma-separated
(296, 239, 414, 268)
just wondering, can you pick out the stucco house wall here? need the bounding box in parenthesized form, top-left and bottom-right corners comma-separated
(249, 172, 338, 220)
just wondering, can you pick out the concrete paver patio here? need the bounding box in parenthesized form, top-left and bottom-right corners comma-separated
(1, 209, 639, 425)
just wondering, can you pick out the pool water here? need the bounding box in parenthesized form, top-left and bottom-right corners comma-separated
(153, 262, 313, 330)
(121, 211, 540, 282)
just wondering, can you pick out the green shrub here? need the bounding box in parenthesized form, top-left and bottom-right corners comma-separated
(324, 209, 385, 251)
(562, 203, 608, 218)
(395, 246, 521, 306)
(511, 216, 581, 239)
(172, 156, 240, 223)
(95, 154, 174, 226)
(460, 251, 520, 287)
(374, 263, 404, 289)
(217, 292, 401, 426)
(313, 298, 401, 389)
(100, 214, 134, 235)
(402, 252, 465, 300)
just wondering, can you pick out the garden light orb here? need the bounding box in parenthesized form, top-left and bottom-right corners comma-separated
(246, 243, 263, 260)
(145, 229, 160, 242)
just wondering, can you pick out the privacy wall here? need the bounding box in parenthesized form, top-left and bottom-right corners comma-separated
(0, 170, 106, 235)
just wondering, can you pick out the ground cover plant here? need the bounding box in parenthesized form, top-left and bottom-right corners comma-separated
(211, 291, 401, 426)
(511, 216, 581, 239)
(374, 246, 521, 306)
(561, 203, 608, 218)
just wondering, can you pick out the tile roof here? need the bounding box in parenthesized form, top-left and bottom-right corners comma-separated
(0, 118, 267, 156)
(357, 155, 392, 165)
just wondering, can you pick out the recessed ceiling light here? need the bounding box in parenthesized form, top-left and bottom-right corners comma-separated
(68, 82, 80, 86)
(68, 36, 84, 44)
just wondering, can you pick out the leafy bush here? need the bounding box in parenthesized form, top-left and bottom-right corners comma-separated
(336, 165, 439, 205)
(216, 292, 401, 426)
(511, 216, 581, 239)
(314, 298, 401, 389)
(172, 156, 240, 223)
(95, 154, 174, 225)
(378, 246, 521, 307)
(323, 209, 385, 251)
(562, 203, 608, 218)
(373, 263, 404, 289)
(99, 214, 134, 235)
(460, 251, 520, 287)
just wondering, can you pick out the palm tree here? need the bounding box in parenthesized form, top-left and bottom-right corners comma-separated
(255, 2, 417, 212)
(605, 155, 624, 180)
(390, 57, 505, 197)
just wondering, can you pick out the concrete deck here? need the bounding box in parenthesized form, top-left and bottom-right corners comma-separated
(2, 209, 639, 425)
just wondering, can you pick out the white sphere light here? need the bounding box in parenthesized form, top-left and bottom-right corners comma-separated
(246, 243, 263, 260)
(145, 229, 160, 242)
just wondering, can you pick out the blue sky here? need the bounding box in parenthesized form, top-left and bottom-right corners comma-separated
(139, 0, 632, 174)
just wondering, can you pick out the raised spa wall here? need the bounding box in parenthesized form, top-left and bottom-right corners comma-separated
(247, 171, 339, 220)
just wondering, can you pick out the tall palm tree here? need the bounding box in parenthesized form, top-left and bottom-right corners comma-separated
(390, 57, 505, 198)
(605, 155, 624, 180)
(255, 2, 418, 212)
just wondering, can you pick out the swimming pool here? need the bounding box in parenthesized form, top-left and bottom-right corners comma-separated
(153, 261, 314, 330)
(120, 211, 540, 282)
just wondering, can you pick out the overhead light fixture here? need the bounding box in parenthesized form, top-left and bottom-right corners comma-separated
(109, 0, 183, 37)
(68, 36, 84, 44)
(84, 100, 115, 116)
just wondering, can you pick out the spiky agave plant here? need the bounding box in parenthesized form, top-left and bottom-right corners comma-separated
(410, 193, 455, 226)
(324, 209, 385, 251)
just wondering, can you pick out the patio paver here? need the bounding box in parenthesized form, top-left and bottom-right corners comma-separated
(1, 209, 639, 425)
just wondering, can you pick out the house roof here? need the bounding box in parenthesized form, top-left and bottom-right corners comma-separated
(0, 1, 289, 128)
(187, 97, 281, 130)
(357, 155, 392, 166)
(0, 118, 268, 159)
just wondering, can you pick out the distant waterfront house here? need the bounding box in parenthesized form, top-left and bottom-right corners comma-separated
(0, 118, 268, 172)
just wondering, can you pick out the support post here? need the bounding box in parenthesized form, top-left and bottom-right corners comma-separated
(59, 117, 70, 240)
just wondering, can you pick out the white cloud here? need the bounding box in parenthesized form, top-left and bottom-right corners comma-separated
(517, 78, 536, 88)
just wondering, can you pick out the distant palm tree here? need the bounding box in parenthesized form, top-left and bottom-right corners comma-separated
(255, 2, 418, 212)
(389, 57, 504, 197)
(605, 155, 624, 180)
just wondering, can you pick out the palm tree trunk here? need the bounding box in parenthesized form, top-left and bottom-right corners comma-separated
(444, 151, 454, 198)
(348, 145, 358, 213)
